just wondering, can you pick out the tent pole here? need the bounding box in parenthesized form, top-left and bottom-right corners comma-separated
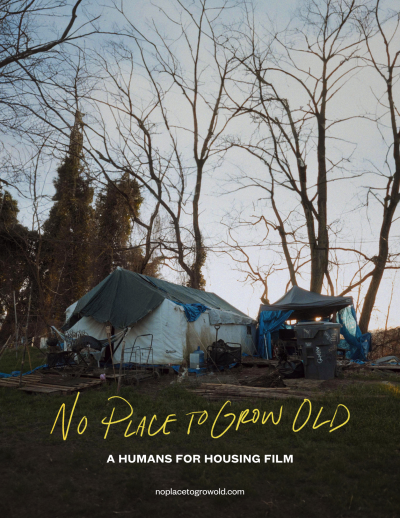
(19, 287, 32, 388)
(112, 327, 129, 355)
(264, 335, 269, 360)
(26, 338, 33, 373)
(106, 325, 116, 382)
(13, 291, 18, 358)
(0, 335, 11, 364)
(117, 340, 126, 394)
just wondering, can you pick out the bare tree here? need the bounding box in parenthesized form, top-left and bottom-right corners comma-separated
(0, 0, 99, 191)
(75, 0, 243, 288)
(224, 0, 367, 296)
(355, 0, 400, 331)
(0, 0, 91, 70)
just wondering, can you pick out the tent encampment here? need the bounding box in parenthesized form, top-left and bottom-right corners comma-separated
(64, 268, 257, 365)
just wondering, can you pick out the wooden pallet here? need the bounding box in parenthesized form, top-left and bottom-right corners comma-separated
(241, 358, 279, 368)
(82, 371, 153, 382)
(0, 373, 104, 395)
(367, 365, 400, 371)
(81, 372, 124, 380)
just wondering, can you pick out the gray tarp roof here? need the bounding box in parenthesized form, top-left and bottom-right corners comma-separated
(259, 286, 353, 320)
(67, 267, 250, 329)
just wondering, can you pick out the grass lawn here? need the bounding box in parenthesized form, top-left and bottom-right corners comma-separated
(0, 348, 399, 518)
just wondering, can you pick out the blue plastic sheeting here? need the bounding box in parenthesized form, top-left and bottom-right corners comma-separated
(258, 310, 293, 359)
(173, 302, 210, 322)
(0, 364, 47, 379)
(336, 306, 371, 361)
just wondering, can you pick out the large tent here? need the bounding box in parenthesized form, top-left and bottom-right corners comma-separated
(65, 268, 257, 365)
(259, 286, 353, 320)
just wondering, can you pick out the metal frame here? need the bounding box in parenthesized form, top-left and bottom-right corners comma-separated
(123, 334, 154, 375)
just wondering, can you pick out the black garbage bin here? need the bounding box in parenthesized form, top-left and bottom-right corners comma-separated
(294, 322, 341, 380)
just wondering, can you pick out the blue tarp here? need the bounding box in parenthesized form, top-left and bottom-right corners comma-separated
(336, 306, 371, 361)
(0, 364, 47, 379)
(258, 310, 293, 359)
(173, 302, 210, 322)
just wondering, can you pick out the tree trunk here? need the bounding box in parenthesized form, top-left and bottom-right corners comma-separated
(359, 71, 400, 333)
(359, 214, 392, 333)
(311, 73, 329, 294)
(359, 174, 399, 334)
(191, 160, 206, 289)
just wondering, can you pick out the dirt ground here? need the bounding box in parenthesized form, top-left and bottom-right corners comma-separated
(144, 363, 400, 396)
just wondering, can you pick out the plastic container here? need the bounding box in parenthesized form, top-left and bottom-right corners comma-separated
(190, 347, 205, 369)
(294, 322, 341, 380)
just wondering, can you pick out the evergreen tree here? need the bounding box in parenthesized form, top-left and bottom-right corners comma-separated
(43, 111, 94, 325)
(0, 190, 38, 342)
(92, 174, 140, 285)
(92, 174, 160, 286)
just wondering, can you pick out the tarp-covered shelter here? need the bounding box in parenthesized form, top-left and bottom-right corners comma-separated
(65, 268, 257, 365)
(258, 286, 354, 359)
(259, 286, 353, 320)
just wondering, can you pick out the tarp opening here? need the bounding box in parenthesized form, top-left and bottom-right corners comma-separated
(258, 310, 293, 359)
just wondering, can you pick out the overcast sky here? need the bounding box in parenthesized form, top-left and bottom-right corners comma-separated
(12, 0, 400, 329)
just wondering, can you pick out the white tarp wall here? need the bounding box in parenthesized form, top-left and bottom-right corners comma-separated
(67, 298, 256, 365)
(118, 299, 187, 365)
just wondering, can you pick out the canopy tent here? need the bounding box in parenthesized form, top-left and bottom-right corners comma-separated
(64, 268, 257, 365)
(257, 286, 361, 360)
(259, 286, 353, 320)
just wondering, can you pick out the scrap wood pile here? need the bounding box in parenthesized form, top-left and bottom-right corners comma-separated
(190, 365, 327, 400)
(190, 383, 323, 401)
(0, 372, 104, 394)
(190, 382, 324, 401)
